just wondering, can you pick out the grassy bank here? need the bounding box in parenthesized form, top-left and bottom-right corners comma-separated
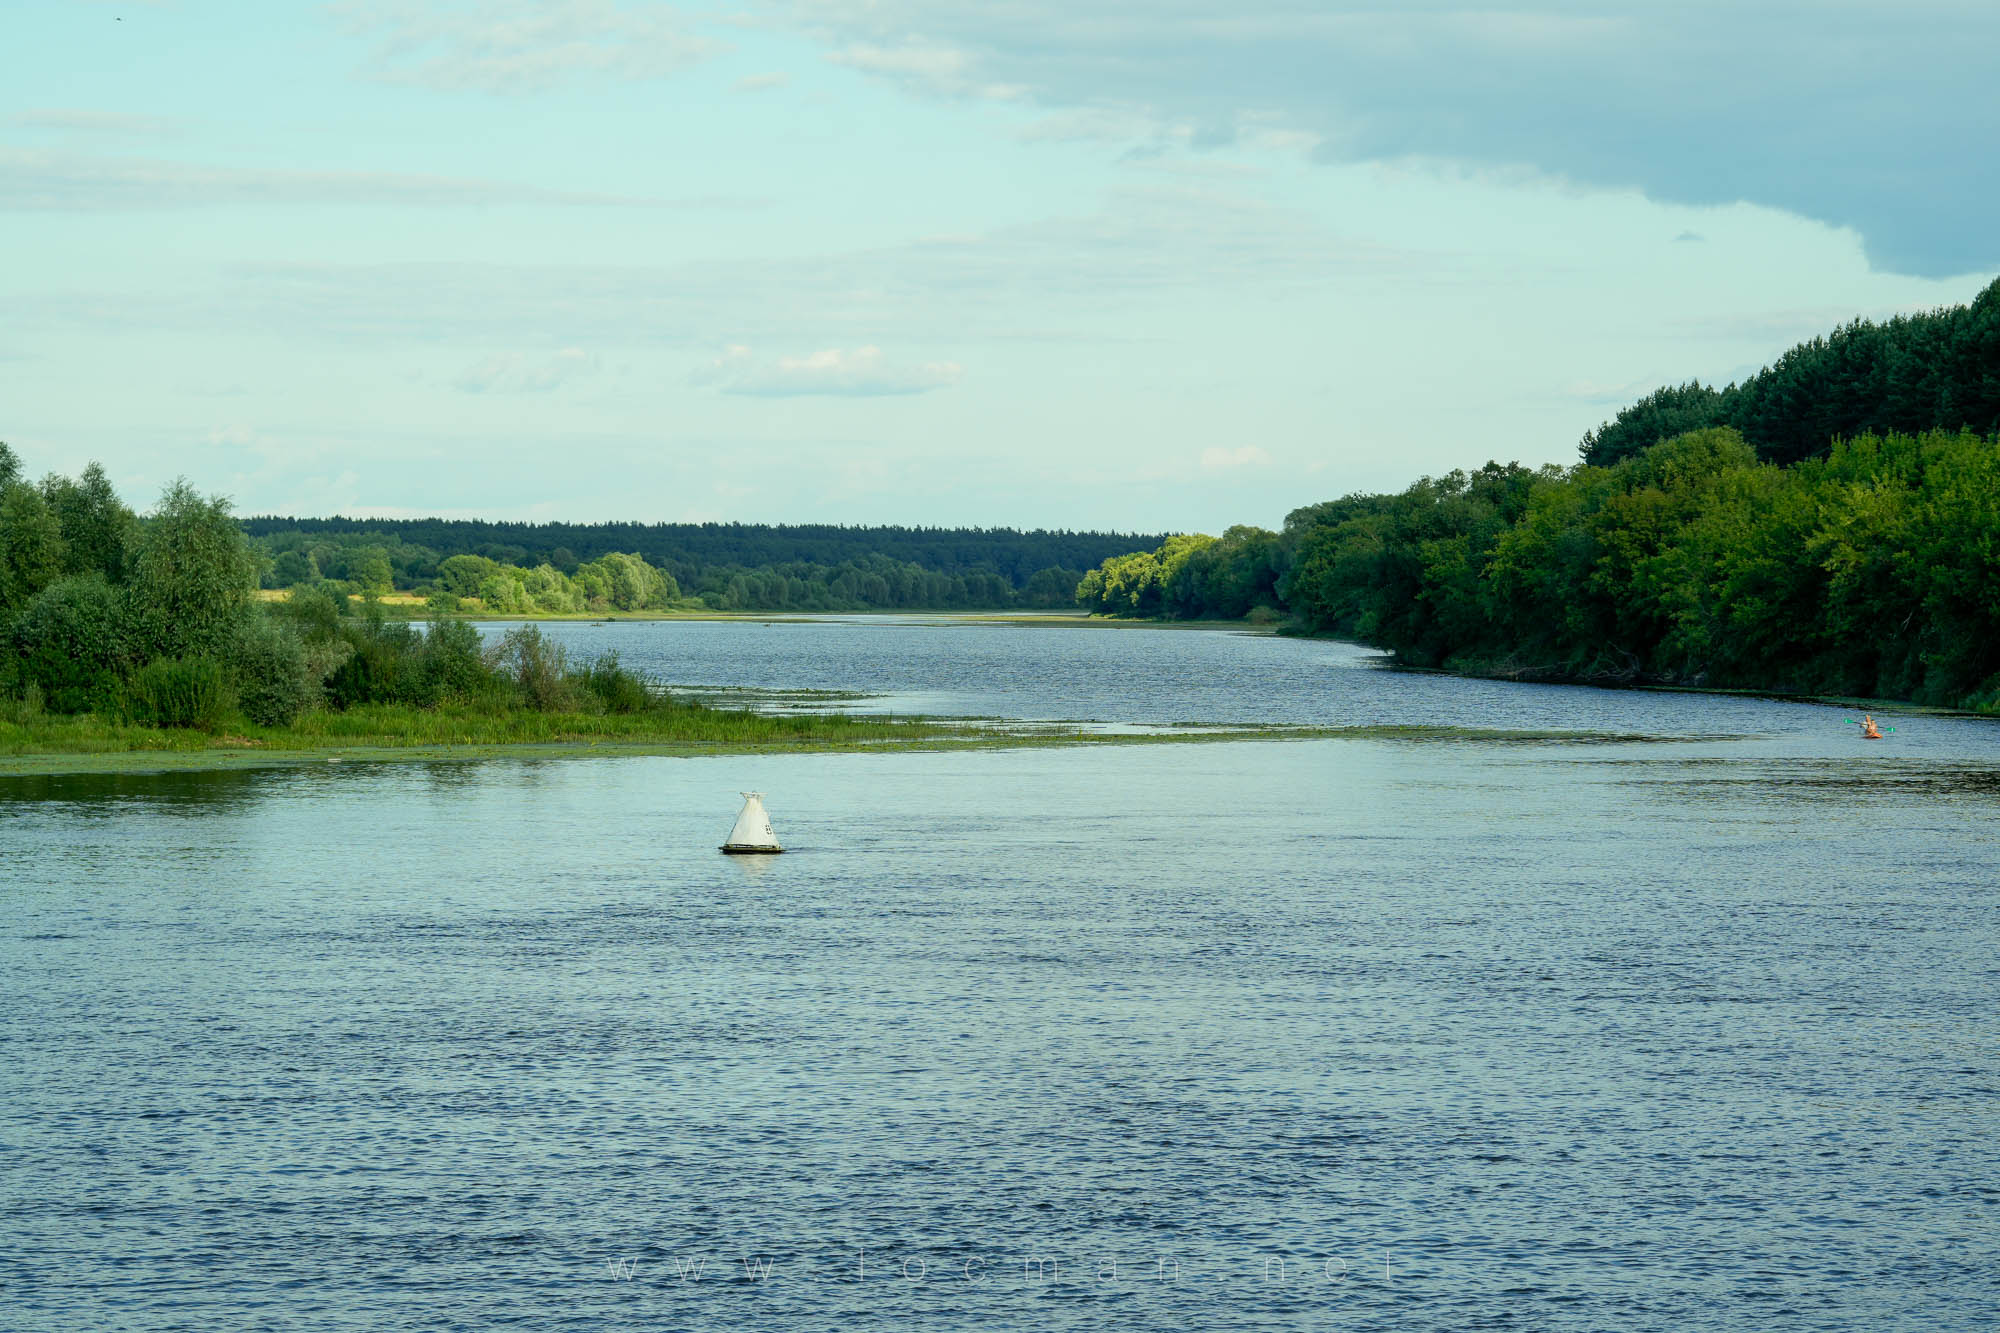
(0, 700, 974, 760)
(0, 702, 1678, 777)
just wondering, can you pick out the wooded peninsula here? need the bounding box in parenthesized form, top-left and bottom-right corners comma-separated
(1078, 279, 2000, 711)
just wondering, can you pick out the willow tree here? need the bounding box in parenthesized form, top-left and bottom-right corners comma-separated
(129, 479, 260, 662)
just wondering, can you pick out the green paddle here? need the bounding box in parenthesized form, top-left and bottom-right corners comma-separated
(1843, 717, 1895, 732)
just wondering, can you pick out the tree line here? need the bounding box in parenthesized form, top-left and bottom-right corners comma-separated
(1581, 277, 2000, 466)
(245, 516, 1155, 610)
(1081, 430, 1999, 710)
(1077, 283, 2000, 711)
(255, 528, 1087, 613)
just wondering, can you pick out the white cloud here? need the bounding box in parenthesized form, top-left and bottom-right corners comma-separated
(1200, 445, 1271, 469)
(733, 71, 790, 92)
(454, 347, 599, 393)
(692, 344, 962, 397)
(334, 0, 718, 94)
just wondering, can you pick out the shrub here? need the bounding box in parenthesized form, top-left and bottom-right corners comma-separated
(276, 587, 346, 644)
(302, 636, 355, 699)
(324, 633, 404, 708)
(231, 616, 313, 727)
(322, 605, 422, 709)
(3, 682, 46, 725)
(9, 573, 132, 713)
(124, 656, 232, 731)
(490, 624, 579, 711)
(579, 651, 653, 714)
(416, 614, 493, 705)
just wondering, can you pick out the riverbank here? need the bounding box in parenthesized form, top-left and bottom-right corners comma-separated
(1085, 612, 1994, 717)
(1371, 653, 2000, 718)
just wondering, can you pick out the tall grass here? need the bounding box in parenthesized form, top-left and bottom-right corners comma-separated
(122, 657, 233, 731)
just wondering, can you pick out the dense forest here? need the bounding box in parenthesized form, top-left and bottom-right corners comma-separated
(1581, 277, 2000, 466)
(1079, 285, 2000, 711)
(1084, 428, 2000, 709)
(242, 517, 1158, 611)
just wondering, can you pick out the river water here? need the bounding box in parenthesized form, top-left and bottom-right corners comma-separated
(4, 620, 1996, 1330)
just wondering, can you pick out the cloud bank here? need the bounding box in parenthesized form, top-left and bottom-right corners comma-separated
(773, 0, 2000, 277)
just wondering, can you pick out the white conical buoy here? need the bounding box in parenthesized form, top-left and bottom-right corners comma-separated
(720, 792, 783, 854)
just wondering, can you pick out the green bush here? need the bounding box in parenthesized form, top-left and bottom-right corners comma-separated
(231, 616, 313, 726)
(579, 651, 653, 714)
(416, 614, 494, 705)
(124, 656, 232, 731)
(9, 573, 132, 713)
(322, 607, 418, 709)
(491, 624, 579, 711)
(324, 633, 405, 708)
(276, 586, 346, 644)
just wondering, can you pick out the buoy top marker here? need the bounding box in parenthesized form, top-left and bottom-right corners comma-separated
(720, 791, 784, 854)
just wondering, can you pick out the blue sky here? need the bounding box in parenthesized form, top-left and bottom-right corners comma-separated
(4, 0, 1994, 531)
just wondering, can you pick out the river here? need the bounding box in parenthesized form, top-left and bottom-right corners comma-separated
(3, 619, 1995, 1330)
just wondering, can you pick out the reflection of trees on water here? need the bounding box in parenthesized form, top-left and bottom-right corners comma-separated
(0, 767, 277, 818)
(416, 761, 484, 795)
(1646, 762, 2000, 806)
(0, 759, 513, 820)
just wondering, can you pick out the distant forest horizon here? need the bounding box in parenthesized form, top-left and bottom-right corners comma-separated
(237, 517, 1172, 613)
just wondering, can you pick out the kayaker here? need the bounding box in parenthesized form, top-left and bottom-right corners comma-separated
(1861, 714, 1882, 739)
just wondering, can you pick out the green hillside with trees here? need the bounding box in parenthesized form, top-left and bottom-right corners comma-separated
(1078, 285, 2000, 711)
(1580, 277, 2000, 466)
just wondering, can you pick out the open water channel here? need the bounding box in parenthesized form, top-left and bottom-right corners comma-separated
(4, 619, 1996, 1330)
